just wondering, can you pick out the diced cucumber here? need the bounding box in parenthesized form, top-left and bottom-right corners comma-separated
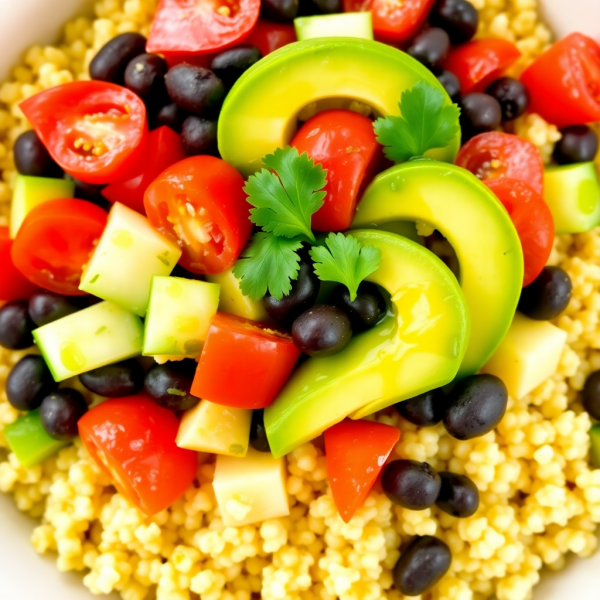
(3, 410, 69, 468)
(33, 301, 144, 382)
(79, 202, 182, 316)
(591, 424, 600, 468)
(294, 12, 374, 41)
(10, 175, 75, 238)
(206, 267, 271, 323)
(543, 162, 600, 234)
(143, 276, 220, 357)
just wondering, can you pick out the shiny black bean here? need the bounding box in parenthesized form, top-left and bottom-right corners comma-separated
(124, 53, 169, 102)
(582, 370, 600, 420)
(437, 70, 461, 103)
(518, 266, 572, 321)
(144, 360, 200, 412)
(292, 305, 352, 357)
(436, 472, 480, 517)
(89, 32, 148, 84)
(29, 292, 84, 327)
(261, 0, 299, 21)
(407, 28, 450, 72)
(6, 355, 58, 411)
(210, 46, 262, 89)
(14, 130, 62, 178)
(459, 93, 502, 141)
(181, 116, 218, 156)
(153, 102, 190, 133)
(0, 300, 35, 350)
(381, 460, 441, 510)
(250, 409, 271, 453)
(396, 388, 446, 427)
(331, 282, 386, 333)
(485, 77, 530, 122)
(165, 64, 226, 116)
(429, 0, 479, 44)
(79, 359, 145, 398)
(40, 389, 88, 441)
(553, 125, 599, 165)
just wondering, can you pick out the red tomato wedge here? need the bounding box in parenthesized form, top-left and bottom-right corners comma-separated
(244, 21, 297, 56)
(20, 82, 147, 185)
(191, 313, 301, 409)
(444, 38, 521, 94)
(79, 396, 198, 516)
(147, 0, 261, 56)
(11, 199, 107, 296)
(455, 132, 544, 196)
(343, 0, 435, 44)
(325, 419, 400, 523)
(102, 126, 187, 214)
(292, 109, 383, 232)
(144, 155, 252, 275)
(520, 33, 600, 128)
(0, 227, 39, 301)
(485, 179, 554, 287)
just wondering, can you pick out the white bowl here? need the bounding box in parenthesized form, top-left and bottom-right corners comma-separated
(1, 1, 600, 599)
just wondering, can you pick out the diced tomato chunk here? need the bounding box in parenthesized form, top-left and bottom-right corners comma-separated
(0, 227, 39, 301)
(244, 21, 297, 56)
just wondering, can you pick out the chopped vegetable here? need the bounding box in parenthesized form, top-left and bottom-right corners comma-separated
(244, 20, 297, 56)
(294, 12, 374, 41)
(0, 227, 38, 301)
(373, 81, 461, 163)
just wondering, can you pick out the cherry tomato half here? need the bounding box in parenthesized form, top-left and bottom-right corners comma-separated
(20, 82, 147, 185)
(325, 419, 400, 523)
(520, 33, 600, 128)
(343, 0, 435, 44)
(485, 179, 554, 287)
(147, 0, 261, 56)
(0, 227, 39, 301)
(102, 126, 187, 214)
(11, 199, 107, 296)
(244, 21, 297, 56)
(191, 312, 301, 409)
(291, 109, 382, 232)
(144, 156, 252, 275)
(79, 396, 198, 515)
(455, 132, 544, 196)
(443, 38, 521, 94)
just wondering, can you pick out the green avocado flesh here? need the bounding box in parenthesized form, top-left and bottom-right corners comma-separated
(264, 229, 469, 458)
(543, 162, 600, 234)
(218, 38, 460, 178)
(351, 161, 523, 379)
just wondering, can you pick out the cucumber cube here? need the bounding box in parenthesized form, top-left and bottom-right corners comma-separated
(143, 276, 220, 357)
(10, 174, 75, 237)
(294, 12, 374, 41)
(79, 202, 182, 316)
(33, 301, 144, 382)
(3, 410, 69, 468)
(591, 424, 600, 468)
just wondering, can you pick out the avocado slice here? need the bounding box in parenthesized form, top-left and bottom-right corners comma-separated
(294, 13, 374, 41)
(218, 38, 460, 178)
(543, 162, 600, 234)
(264, 229, 469, 458)
(351, 161, 523, 378)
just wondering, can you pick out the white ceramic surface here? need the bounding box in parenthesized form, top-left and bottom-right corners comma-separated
(1, 0, 600, 598)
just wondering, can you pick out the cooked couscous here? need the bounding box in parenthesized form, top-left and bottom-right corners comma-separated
(1, 1, 600, 600)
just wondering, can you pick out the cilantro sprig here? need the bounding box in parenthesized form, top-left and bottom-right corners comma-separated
(374, 80, 461, 163)
(310, 233, 382, 301)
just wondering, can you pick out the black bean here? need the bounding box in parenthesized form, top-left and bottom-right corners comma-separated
(181, 116, 218, 156)
(297, 0, 342, 14)
(485, 77, 530, 122)
(250, 409, 271, 453)
(144, 360, 200, 412)
(165, 64, 226, 116)
(89, 32, 148, 85)
(261, 0, 299, 21)
(437, 70, 461, 103)
(407, 28, 450, 72)
(153, 102, 190, 133)
(459, 93, 502, 141)
(518, 266, 572, 321)
(582, 370, 600, 420)
(6, 355, 58, 411)
(393, 536, 452, 596)
(79, 359, 145, 398)
(553, 125, 599, 165)
(0, 300, 35, 350)
(443, 374, 508, 440)
(14, 130, 62, 178)
(124, 53, 168, 102)
(436, 472, 480, 517)
(210, 46, 262, 89)
(381, 460, 441, 510)
(292, 305, 352, 357)
(330, 282, 386, 333)
(40, 389, 88, 441)
(396, 388, 446, 427)
(29, 292, 84, 327)
(429, 0, 479, 44)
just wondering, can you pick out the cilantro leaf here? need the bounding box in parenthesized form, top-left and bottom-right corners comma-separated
(310, 233, 382, 301)
(373, 80, 461, 163)
(244, 146, 327, 243)
(233, 233, 303, 301)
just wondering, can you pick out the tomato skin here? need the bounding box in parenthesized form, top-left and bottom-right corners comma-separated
(443, 39, 521, 94)
(291, 109, 383, 232)
(144, 156, 251, 275)
(0, 228, 39, 301)
(244, 21, 297, 56)
(485, 179, 554, 287)
(102, 127, 187, 214)
(191, 313, 301, 409)
(324, 419, 400, 523)
(343, 0, 435, 44)
(520, 33, 600, 128)
(147, 0, 260, 56)
(455, 132, 544, 196)
(78, 396, 198, 515)
(11, 199, 107, 296)
(20, 82, 147, 185)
